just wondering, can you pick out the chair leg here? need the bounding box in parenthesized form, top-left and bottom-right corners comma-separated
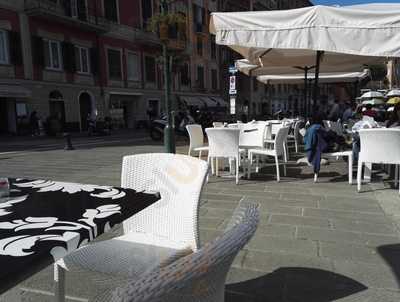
(198, 150, 202, 160)
(216, 158, 219, 177)
(364, 163, 372, 182)
(248, 152, 253, 179)
(348, 155, 353, 185)
(275, 155, 280, 182)
(255, 155, 260, 173)
(314, 173, 318, 182)
(295, 137, 298, 153)
(188, 148, 191, 156)
(236, 156, 240, 184)
(357, 161, 363, 192)
(54, 264, 66, 302)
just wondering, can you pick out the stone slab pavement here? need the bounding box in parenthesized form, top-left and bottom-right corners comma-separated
(0, 136, 400, 301)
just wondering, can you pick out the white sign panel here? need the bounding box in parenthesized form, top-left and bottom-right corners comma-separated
(230, 97, 236, 115)
(229, 76, 236, 91)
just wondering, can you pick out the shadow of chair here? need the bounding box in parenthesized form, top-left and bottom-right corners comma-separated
(226, 267, 367, 302)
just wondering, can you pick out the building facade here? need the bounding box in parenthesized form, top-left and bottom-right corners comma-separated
(0, 0, 226, 135)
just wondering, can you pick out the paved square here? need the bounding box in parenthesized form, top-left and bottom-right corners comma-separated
(1, 135, 400, 301)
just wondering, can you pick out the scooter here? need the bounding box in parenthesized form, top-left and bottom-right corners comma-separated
(149, 114, 189, 141)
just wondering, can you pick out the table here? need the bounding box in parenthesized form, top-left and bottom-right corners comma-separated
(0, 178, 159, 295)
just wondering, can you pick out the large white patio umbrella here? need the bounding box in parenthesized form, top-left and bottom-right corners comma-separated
(386, 89, 400, 97)
(362, 98, 385, 105)
(210, 4, 400, 113)
(360, 91, 384, 99)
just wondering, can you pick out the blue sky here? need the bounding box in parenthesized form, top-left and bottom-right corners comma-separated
(313, 0, 400, 5)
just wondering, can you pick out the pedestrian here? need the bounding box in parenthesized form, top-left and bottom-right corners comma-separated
(328, 100, 341, 121)
(29, 111, 39, 136)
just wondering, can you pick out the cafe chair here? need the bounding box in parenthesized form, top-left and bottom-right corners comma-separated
(94, 202, 259, 302)
(54, 153, 209, 302)
(186, 124, 209, 159)
(357, 129, 400, 194)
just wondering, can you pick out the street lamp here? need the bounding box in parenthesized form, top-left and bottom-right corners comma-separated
(160, 0, 175, 154)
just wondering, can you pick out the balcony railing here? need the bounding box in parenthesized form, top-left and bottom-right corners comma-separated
(24, 0, 109, 32)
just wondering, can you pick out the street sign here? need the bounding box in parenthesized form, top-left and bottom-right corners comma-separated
(229, 75, 236, 91)
(229, 89, 237, 95)
(230, 97, 236, 115)
(229, 66, 238, 74)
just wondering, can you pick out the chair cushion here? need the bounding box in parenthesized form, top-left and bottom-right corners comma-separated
(59, 233, 193, 280)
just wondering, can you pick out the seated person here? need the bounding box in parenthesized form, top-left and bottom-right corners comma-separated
(363, 104, 377, 118)
(351, 115, 380, 162)
(385, 103, 400, 128)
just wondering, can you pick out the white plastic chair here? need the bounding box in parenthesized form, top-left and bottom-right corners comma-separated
(54, 154, 209, 301)
(357, 129, 400, 193)
(206, 128, 243, 184)
(94, 202, 260, 302)
(212, 122, 224, 128)
(247, 126, 290, 182)
(287, 120, 302, 153)
(186, 124, 209, 159)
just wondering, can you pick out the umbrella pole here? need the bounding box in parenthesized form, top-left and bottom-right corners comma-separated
(304, 67, 308, 117)
(313, 51, 324, 114)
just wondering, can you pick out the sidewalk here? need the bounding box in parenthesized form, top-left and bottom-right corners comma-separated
(0, 144, 399, 301)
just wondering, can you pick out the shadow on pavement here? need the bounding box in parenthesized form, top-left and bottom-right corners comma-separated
(226, 267, 367, 302)
(377, 244, 400, 288)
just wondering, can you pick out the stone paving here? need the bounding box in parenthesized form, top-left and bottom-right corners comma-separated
(1, 134, 400, 301)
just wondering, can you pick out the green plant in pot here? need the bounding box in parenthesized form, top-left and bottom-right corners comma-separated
(147, 13, 186, 41)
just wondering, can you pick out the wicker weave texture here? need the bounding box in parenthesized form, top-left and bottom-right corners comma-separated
(97, 203, 259, 302)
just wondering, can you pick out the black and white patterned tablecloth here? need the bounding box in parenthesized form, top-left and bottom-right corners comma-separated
(0, 178, 159, 294)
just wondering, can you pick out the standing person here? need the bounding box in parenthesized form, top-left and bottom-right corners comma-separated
(29, 111, 39, 136)
(328, 99, 340, 121)
(87, 114, 96, 136)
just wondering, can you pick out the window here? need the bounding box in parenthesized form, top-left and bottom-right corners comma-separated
(141, 0, 153, 28)
(253, 77, 258, 91)
(44, 39, 62, 70)
(107, 49, 122, 80)
(180, 63, 190, 86)
(193, 4, 205, 32)
(211, 69, 217, 90)
(197, 36, 203, 56)
(104, 0, 118, 22)
(74, 46, 90, 74)
(210, 36, 216, 59)
(127, 52, 141, 81)
(197, 65, 204, 89)
(0, 30, 9, 64)
(144, 56, 156, 83)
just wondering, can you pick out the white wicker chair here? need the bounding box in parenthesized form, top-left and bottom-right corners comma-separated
(54, 153, 209, 301)
(287, 120, 302, 153)
(212, 122, 224, 128)
(94, 202, 260, 302)
(206, 128, 242, 184)
(357, 129, 400, 193)
(247, 126, 290, 182)
(186, 124, 209, 159)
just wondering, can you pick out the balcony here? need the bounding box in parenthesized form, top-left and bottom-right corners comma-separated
(24, 0, 109, 33)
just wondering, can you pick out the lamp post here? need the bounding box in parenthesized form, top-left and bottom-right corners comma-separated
(160, 0, 176, 153)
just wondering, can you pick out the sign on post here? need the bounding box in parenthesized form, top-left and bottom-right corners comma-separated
(229, 75, 236, 95)
(230, 97, 236, 115)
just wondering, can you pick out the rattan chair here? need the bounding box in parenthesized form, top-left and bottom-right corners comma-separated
(54, 153, 209, 302)
(94, 202, 260, 302)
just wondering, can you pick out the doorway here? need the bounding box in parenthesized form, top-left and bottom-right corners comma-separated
(79, 92, 92, 131)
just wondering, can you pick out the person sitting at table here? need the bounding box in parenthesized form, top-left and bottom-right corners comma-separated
(385, 103, 400, 128)
(351, 115, 380, 163)
(363, 104, 377, 119)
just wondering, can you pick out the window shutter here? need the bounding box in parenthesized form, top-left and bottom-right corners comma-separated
(8, 31, 23, 65)
(63, 0, 72, 16)
(62, 42, 75, 72)
(32, 36, 44, 67)
(90, 48, 98, 75)
(77, 0, 87, 21)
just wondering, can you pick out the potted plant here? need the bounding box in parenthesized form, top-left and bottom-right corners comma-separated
(147, 13, 186, 41)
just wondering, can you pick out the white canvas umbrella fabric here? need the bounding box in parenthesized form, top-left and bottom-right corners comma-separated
(256, 71, 370, 84)
(386, 90, 400, 97)
(360, 91, 384, 99)
(210, 5, 400, 65)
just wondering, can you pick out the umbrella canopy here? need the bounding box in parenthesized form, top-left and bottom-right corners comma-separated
(210, 5, 400, 64)
(252, 69, 369, 84)
(362, 98, 385, 105)
(387, 97, 400, 105)
(387, 90, 400, 97)
(360, 91, 384, 99)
